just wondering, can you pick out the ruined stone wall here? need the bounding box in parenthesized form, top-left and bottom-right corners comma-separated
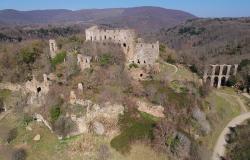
(133, 41, 159, 66)
(85, 26, 136, 60)
(49, 39, 58, 58)
(24, 74, 50, 106)
(77, 54, 92, 71)
(85, 26, 159, 65)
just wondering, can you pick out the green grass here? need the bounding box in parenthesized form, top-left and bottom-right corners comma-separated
(169, 80, 188, 93)
(142, 80, 192, 109)
(99, 53, 114, 66)
(173, 65, 199, 82)
(218, 87, 237, 95)
(110, 111, 157, 153)
(51, 51, 67, 69)
(0, 113, 77, 160)
(154, 61, 176, 81)
(50, 105, 61, 122)
(201, 90, 241, 150)
(0, 89, 11, 100)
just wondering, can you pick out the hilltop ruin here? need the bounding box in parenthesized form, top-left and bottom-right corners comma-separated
(85, 26, 159, 66)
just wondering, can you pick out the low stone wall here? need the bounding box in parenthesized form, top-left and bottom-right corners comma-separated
(0, 83, 22, 91)
(137, 100, 165, 118)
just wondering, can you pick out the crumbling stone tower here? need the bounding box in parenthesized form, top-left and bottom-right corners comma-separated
(85, 26, 159, 66)
(49, 39, 58, 58)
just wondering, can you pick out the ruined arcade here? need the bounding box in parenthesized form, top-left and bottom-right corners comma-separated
(203, 64, 238, 88)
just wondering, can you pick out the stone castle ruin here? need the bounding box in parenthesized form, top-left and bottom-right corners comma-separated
(49, 39, 58, 58)
(203, 64, 238, 88)
(85, 26, 159, 66)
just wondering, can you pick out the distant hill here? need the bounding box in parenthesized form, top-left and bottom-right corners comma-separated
(0, 7, 196, 33)
(157, 18, 250, 66)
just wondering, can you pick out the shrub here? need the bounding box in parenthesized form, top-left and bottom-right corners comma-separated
(6, 128, 17, 143)
(225, 121, 250, 160)
(22, 114, 33, 126)
(166, 55, 176, 64)
(11, 148, 27, 160)
(18, 47, 38, 64)
(179, 27, 205, 35)
(199, 82, 211, 98)
(54, 117, 76, 137)
(189, 65, 198, 73)
(99, 53, 114, 66)
(239, 59, 250, 70)
(51, 51, 67, 69)
(159, 44, 166, 52)
(50, 105, 61, 122)
(152, 120, 177, 154)
(226, 76, 237, 87)
(166, 134, 180, 153)
(129, 63, 139, 69)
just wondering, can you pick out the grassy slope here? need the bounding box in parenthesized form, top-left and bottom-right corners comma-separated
(201, 89, 242, 151)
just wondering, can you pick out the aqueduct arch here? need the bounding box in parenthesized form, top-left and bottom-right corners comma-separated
(203, 64, 238, 89)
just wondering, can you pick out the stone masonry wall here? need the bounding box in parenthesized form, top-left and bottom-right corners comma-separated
(85, 26, 159, 66)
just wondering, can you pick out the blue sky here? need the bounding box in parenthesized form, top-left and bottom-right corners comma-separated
(1, 0, 250, 17)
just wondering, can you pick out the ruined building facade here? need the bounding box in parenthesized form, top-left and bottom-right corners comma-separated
(85, 26, 159, 66)
(203, 64, 238, 88)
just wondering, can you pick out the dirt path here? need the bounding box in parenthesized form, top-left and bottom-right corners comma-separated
(212, 112, 250, 160)
(242, 93, 250, 99)
(165, 62, 178, 75)
(212, 91, 249, 160)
